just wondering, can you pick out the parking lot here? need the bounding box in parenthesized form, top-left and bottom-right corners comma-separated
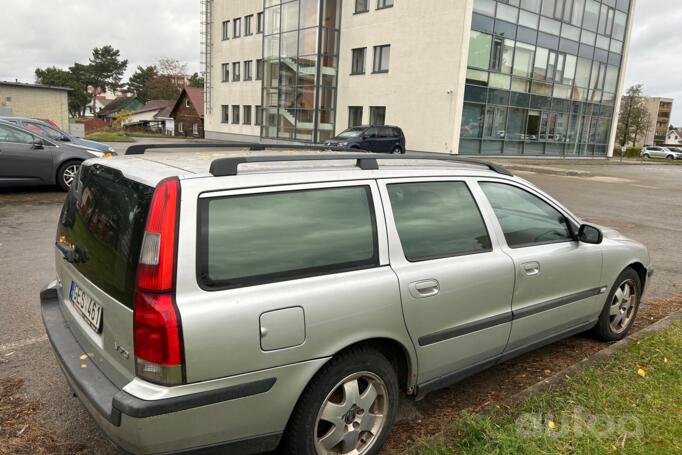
(1, 154, 681, 454)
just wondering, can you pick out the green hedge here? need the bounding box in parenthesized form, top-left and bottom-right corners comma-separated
(613, 146, 642, 158)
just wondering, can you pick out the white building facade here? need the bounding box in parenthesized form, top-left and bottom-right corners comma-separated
(203, 0, 635, 157)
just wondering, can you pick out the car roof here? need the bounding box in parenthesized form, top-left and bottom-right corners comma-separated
(87, 147, 516, 188)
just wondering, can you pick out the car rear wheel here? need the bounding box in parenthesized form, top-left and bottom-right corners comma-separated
(57, 160, 81, 191)
(591, 268, 641, 342)
(282, 347, 399, 455)
(642, 153, 650, 159)
(392, 146, 403, 155)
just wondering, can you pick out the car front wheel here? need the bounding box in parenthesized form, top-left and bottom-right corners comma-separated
(282, 347, 399, 455)
(591, 268, 641, 342)
(666, 155, 674, 160)
(57, 160, 81, 191)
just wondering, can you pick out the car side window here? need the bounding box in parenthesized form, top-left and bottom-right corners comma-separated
(378, 127, 392, 138)
(0, 124, 34, 144)
(479, 182, 573, 248)
(198, 186, 379, 289)
(365, 127, 378, 138)
(387, 181, 492, 261)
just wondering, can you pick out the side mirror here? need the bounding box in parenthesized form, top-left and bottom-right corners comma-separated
(32, 138, 44, 149)
(578, 224, 603, 244)
(60, 135, 71, 142)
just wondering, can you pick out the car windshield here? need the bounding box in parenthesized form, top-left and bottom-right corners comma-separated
(336, 127, 366, 138)
(29, 122, 67, 140)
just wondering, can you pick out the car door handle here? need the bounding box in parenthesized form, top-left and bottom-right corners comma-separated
(409, 279, 440, 298)
(522, 262, 541, 276)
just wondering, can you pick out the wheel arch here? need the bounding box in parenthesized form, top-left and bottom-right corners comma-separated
(55, 158, 83, 183)
(626, 261, 648, 291)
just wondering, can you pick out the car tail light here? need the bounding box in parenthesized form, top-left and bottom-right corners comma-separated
(134, 177, 184, 386)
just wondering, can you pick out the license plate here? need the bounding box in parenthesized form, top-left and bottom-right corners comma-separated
(69, 281, 103, 333)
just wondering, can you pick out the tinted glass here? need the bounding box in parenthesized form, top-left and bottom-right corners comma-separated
(57, 165, 153, 308)
(0, 124, 33, 144)
(200, 186, 378, 288)
(388, 182, 492, 261)
(479, 182, 572, 248)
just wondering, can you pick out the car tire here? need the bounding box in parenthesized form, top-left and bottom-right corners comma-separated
(56, 160, 82, 191)
(666, 155, 674, 160)
(392, 146, 403, 155)
(282, 347, 399, 455)
(591, 268, 641, 342)
(642, 153, 650, 159)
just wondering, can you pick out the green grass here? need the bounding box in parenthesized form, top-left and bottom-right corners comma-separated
(419, 321, 682, 455)
(84, 132, 133, 142)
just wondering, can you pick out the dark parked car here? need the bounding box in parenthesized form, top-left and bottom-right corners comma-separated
(0, 120, 114, 190)
(325, 125, 406, 154)
(0, 116, 115, 154)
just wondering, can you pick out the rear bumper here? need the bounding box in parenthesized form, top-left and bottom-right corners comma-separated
(41, 282, 325, 454)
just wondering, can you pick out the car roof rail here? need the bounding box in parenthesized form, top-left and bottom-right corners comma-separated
(124, 142, 357, 156)
(208, 153, 513, 177)
(122, 143, 512, 177)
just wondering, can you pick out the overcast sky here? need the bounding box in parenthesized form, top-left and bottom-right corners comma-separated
(1, 0, 680, 124)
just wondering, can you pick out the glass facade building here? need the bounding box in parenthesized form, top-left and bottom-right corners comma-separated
(460, 0, 631, 156)
(261, 0, 340, 142)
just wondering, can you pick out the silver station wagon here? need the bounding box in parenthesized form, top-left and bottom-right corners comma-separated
(41, 145, 652, 455)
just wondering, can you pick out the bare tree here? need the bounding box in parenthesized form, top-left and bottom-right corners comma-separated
(616, 85, 651, 148)
(157, 57, 187, 77)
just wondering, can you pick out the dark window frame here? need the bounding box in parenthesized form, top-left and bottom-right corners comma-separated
(244, 60, 253, 81)
(373, 44, 391, 73)
(244, 14, 253, 36)
(196, 186, 381, 291)
(257, 12, 264, 33)
(387, 181, 493, 263)
(351, 47, 366, 75)
(221, 105, 229, 123)
(377, 0, 394, 10)
(221, 63, 229, 82)
(355, 0, 369, 14)
(232, 105, 240, 124)
(222, 20, 230, 40)
(233, 17, 241, 38)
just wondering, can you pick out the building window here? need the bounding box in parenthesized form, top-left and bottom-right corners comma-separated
(222, 20, 230, 40)
(245, 15, 253, 35)
(221, 105, 229, 123)
(232, 105, 240, 124)
(233, 18, 241, 38)
(244, 60, 253, 80)
(369, 106, 386, 126)
(193, 123, 198, 135)
(243, 105, 252, 125)
(373, 45, 390, 73)
(355, 0, 369, 13)
(255, 106, 263, 126)
(349, 107, 363, 127)
(232, 62, 240, 81)
(351, 48, 366, 74)
(185, 98, 190, 108)
(257, 12, 264, 33)
(178, 122, 184, 133)
(221, 63, 229, 82)
(377, 0, 394, 9)
(256, 59, 263, 80)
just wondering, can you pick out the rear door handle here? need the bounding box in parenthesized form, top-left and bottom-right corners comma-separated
(409, 279, 440, 298)
(522, 261, 541, 276)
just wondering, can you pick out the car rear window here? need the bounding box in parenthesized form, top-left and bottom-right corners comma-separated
(198, 186, 379, 289)
(57, 164, 153, 308)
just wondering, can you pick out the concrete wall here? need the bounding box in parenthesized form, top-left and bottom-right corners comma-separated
(205, 0, 263, 139)
(0, 85, 69, 130)
(335, 0, 472, 154)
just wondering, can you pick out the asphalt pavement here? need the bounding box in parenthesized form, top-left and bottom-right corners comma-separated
(1, 150, 680, 454)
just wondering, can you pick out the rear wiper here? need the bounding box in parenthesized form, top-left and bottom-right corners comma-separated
(56, 240, 88, 264)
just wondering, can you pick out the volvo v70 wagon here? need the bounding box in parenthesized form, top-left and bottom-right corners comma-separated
(41, 145, 652, 455)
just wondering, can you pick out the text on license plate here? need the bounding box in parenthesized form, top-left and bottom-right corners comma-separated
(69, 281, 103, 333)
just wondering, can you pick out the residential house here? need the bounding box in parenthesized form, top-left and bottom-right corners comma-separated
(666, 128, 682, 145)
(170, 87, 204, 138)
(97, 96, 144, 124)
(122, 99, 175, 133)
(83, 96, 112, 117)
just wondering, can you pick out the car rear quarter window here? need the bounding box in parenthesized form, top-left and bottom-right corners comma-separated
(57, 165, 153, 308)
(198, 186, 379, 289)
(479, 182, 573, 248)
(387, 181, 492, 261)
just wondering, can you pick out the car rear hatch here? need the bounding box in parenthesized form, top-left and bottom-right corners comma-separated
(55, 162, 154, 387)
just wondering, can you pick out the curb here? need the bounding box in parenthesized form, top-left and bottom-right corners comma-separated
(501, 165, 591, 177)
(402, 308, 682, 454)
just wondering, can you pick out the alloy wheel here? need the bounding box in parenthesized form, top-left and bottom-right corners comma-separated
(608, 279, 637, 334)
(62, 164, 80, 188)
(314, 372, 388, 455)
(392, 147, 402, 155)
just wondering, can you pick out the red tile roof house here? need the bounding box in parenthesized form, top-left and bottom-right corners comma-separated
(170, 87, 204, 138)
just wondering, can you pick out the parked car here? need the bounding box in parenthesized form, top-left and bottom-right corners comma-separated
(34, 117, 60, 128)
(0, 116, 115, 154)
(640, 145, 682, 160)
(0, 120, 114, 190)
(325, 125, 406, 154)
(41, 147, 652, 455)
